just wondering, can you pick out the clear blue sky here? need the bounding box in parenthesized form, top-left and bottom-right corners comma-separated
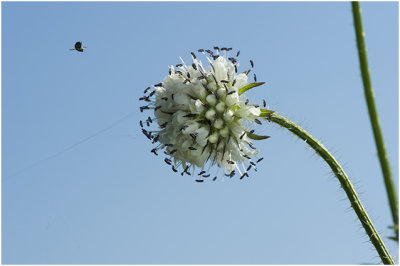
(2, 1, 398, 264)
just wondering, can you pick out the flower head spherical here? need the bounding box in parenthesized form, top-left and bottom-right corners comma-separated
(139, 47, 271, 182)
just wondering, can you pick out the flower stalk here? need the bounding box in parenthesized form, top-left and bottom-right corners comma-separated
(351, 1, 398, 241)
(267, 112, 394, 264)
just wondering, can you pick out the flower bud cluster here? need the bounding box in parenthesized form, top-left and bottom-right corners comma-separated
(140, 47, 266, 182)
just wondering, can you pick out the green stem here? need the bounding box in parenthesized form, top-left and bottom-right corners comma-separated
(269, 113, 394, 264)
(351, 2, 398, 240)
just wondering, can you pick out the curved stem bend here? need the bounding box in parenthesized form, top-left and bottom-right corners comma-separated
(269, 112, 394, 265)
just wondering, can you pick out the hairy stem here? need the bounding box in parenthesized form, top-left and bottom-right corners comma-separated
(351, 1, 398, 240)
(269, 112, 394, 264)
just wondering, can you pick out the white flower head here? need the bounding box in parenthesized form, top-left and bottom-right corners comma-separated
(140, 47, 271, 182)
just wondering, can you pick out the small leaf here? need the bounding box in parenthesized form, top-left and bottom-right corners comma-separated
(259, 109, 275, 117)
(246, 131, 270, 140)
(238, 82, 265, 95)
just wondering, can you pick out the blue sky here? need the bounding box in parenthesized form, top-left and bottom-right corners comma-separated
(2, 1, 398, 264)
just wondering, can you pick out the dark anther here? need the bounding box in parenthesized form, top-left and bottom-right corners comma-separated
(227, 160, 235, 165)
(220, 80, 229, 84)
(161, 110, 174, 115)
(154, 83, 163, 87)
(228, 57, 237, 64)
(198, 171, 206, 176)
(192, 63, 197, 70)
(250, 60, 254, 68)
(212, 176, 217, 181)
(144, 87, 151, 93)
(151, 148, 158, 156)
(234, 65, 238, 73)
(148, 116, 152, 123)
(191, 52, 196, 59)
(164, 158, 172, 165)
(172, 165, 178, 172)
(253, 74, 257, 82)
(247, 165, 252, 171)
(160, 122, 168, 128)
(183, 113, 197, 118)
(213, 46, 219, 50)
(228, 91, 236, 95)
(188, 147, 197, 151)
(161, 97, 168, 101)
(154, 106, 162, 111)
(176, 64, 183, 67)
(229, 170, 235, 177)
(245, 99, 249, 105)
(254, 119, 262, 125)
(198, 49, 204, 52)
(240, 132, 246, 140)
(240, 172, 248, 180)
(195, 179, 204, 183)
(202, 174, 210, 178)
(169, 149, 177, 155)
(139, 120, 143, 127)
(152, 135, 159, 143)
(263, 99, 266, 107)
(256, 157, 264, 163)
(236, 50, 240, 57)
(248, 143, 256, 149)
